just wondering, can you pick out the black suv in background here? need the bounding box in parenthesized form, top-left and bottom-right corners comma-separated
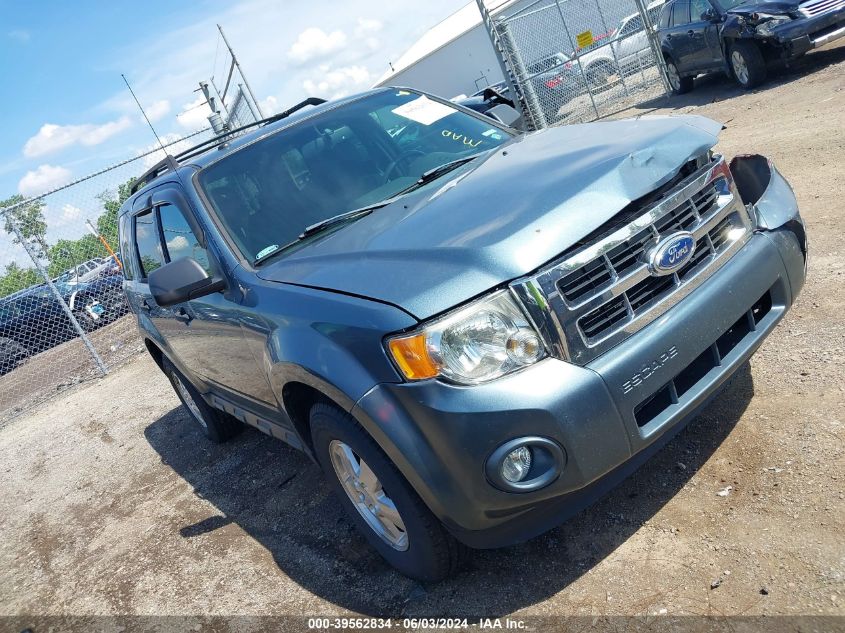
(657, 0, 845, 91)
(0, 288, 75, 373)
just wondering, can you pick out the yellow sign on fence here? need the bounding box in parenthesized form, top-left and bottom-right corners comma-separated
(576, 30, 594, 49)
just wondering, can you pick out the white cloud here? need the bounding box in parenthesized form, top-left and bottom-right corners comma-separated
(353, 18, 382, 53)
(167, 235, 191, 256)
(145, 99, 171, 123)
(354, 18, 382, 37)
(45, 203, 83, 230)
(139, 133, 196, 169)
(60, 203, 82, 222)
(18, 165, 73, 197)
(303, 65, 372, 100)
(176, 96, 213, 131)
(288, 27, 347, 65)
(23, 117, 133, 158)
(258, 95, 279, 116)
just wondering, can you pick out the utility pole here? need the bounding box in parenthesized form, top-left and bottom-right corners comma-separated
(217, 24, 265, 119)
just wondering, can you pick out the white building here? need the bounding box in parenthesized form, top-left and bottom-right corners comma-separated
(374, 0, 656, 101)
(374, 1, 517, 99)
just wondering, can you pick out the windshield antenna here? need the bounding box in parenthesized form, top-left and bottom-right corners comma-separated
(122, 73, 167, 152)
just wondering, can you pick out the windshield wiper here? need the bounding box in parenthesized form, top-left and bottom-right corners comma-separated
(252, 154, 485, 266)
(393, 154, 484, 197)
(252, 201, 392, 266)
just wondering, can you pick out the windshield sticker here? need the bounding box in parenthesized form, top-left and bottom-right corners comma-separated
(441, 129, 483, 148)
(256, 245, 278, 260)
(396, 90, 411, 96)
(482, 129, 503, 140)
(392, 96, 455, 125)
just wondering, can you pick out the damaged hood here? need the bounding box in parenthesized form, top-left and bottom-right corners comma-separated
(257, 115, 722, 320)
(726, 0, 800, 15)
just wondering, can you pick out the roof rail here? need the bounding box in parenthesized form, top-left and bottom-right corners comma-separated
(129, 97, 328, 195)
(129, 155, 180, 195)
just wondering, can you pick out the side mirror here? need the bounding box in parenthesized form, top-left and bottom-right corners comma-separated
(148, 257, 225, 307)
(485, 103, 523, 129)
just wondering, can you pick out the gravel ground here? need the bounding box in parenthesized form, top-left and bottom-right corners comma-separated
(1, 41, 843, 630)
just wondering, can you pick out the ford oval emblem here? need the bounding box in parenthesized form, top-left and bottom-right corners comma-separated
(649, 232, 696, 276)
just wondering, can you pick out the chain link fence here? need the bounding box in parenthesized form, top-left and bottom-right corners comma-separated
(480, 0, 670, 129)
(0, 129, 214, 423)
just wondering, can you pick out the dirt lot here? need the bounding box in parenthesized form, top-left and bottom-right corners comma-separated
(1, 42, 843, 629)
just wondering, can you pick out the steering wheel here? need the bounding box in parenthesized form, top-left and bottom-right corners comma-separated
(382, 149, 427, 183)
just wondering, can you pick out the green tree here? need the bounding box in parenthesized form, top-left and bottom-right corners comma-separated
(0, 262, 40, 298)
(1, 194, 49, 260)
(95, 177, 135, 253)
(46, 236, 102, 279)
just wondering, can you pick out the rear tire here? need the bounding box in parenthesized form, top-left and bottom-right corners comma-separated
(665, 57, 694, 94)
(730, 41, 766, 88)
(162, 357, 242, 443)
(310, 403, 466, 582)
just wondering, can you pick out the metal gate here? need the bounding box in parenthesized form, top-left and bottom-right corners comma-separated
(478, 0, 671, 129)
(0, 129, 213, 423)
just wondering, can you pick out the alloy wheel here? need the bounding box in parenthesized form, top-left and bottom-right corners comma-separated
(329, 440, 409, 551)
(667, 63, 681, 91)
(173, 374, 207, 428)
(731, 51, 749, 85)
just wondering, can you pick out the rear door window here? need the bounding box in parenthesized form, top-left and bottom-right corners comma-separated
(134, 209, 164, 279)
(671, 1, 691, 26)
(659, 3, 673, 27)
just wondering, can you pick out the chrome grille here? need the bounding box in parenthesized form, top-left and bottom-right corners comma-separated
(799, 0, 845, 17)
(576, 210, 744, 343)
(511, 156, 754, 365)
(557, 182, 719, 308)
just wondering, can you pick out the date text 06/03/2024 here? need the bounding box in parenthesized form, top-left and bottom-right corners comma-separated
(307, 617, 526, 629)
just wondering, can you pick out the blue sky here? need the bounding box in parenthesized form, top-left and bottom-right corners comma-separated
(0, 0, 466, 265)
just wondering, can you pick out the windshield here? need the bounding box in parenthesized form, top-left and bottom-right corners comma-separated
(197, 90, 511, 262)
(715, 0, 746, 8)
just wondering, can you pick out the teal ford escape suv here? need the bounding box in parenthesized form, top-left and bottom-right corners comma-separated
(119, 88, 806, 580)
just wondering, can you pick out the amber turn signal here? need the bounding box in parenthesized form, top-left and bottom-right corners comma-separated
(388, 334, 439, 380)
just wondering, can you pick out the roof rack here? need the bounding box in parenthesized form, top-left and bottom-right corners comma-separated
(130, 97, 327, 195)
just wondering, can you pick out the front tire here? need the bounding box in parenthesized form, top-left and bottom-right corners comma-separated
(310, 403, 466, 582)
(73, 309, 96, 333)
(730, 41, 766, 88)
(586, 62, 611, 89)
(162, 357, 242, 443)
(0, 338, 28, 374)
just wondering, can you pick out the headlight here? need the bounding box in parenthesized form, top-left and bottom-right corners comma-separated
(754, 14, 791, 36)
(387, 291, 546, 385)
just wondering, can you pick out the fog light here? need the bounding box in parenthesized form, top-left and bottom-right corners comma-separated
(501, 446, 532, 483)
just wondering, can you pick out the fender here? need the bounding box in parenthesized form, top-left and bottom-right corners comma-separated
(241, 279, 417, 439)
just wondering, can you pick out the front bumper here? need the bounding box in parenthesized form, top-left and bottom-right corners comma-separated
(768, 7, 845, 57)
(352, 166, 807, 549)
